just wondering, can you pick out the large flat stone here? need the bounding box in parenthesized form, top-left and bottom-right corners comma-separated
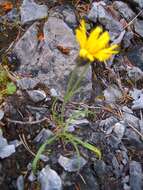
(14, 12, 92, 101)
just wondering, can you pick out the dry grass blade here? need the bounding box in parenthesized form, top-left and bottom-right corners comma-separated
(127, 123, 143, 140)
(19, 134, 35, 156)
(7, 117, 47, 125)
(123, 9, 143, 30)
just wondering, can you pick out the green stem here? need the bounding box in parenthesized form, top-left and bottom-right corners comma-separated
(32, 134, 59, 173)
(61, 64, 90, 122)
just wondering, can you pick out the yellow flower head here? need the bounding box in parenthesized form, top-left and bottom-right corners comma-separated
(76, 20, 119, 62)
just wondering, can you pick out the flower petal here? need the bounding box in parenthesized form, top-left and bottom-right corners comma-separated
(86, 27, 103, 51)
(92, 31, 110, 53)
(79, 49, 94, 62)
(93, 44, 118, 62)
(76, 20, 87, 48)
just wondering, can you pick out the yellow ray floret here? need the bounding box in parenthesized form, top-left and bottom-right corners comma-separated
(76, 20, 119, 62)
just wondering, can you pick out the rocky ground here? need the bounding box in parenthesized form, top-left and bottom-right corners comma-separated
(0, 0, 143, 190)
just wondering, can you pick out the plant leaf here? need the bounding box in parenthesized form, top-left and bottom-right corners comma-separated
(6, 82, 16, 95)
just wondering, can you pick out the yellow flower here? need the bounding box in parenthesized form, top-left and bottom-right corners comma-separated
(76, 20, 118, 62)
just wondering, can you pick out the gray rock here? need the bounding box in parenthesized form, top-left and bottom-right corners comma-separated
(127, 46, 143, 71)
(132, 94, 143, 110)
(67, 118, 89, 132)
(130, 88, 143, 100)
(123, 184, 130, 190)
(34, 128, 54, 144)
(14, 22, 50, 72)
(16, 175, 24, 190)
(50, 88, 59, 97)
(122, 106, 133, 114)
(27, 90, 46, 103)
(134, 19, 143, 38)
(132, 0, 143, 8)
(88, 2, 123, 39)
(0, 144, 15, 159)
(122, 175, 129, 184)
(113, 1, 135, 21)
(66, 112, 89, 132)
(0, 134, 15, 159)
(118, 149, 129, 165)
(100, 116, 118, 130)
(88, 2, 98, 23)
(94, 160, 107, 177)
(20, 0, 48, 25)
(39, 154, 49, 162)
(112, 156, 122, 177)
(58, 155, 87, 172)
(17, 78, 39, 90)
(9, 139, 22, 147)
(139, 119, 143, 134)
(113, 122, 126, 140)
(123, 111, 139, 129)
(99, 116, 118, 135)
(127, 66, 143, 81)
(0, 110, 4, 120)
(104, 85, 122, 103)
(124, 128, 143, 150)
(107, 135, 121, 149)
(122, 176, 130, 190)
(49, 5, 77, 28)
(130, 89, 143, 110)
(38, 165, 62, 190)
(14, 16, 91, 101)
(122, 31, 134, 48)
(79, 167, 100, 190)
(44, 16, 77, 48)
(1, 8, 20, 23)
(28, 172, 36, 182)
(129, 161, 143, 190)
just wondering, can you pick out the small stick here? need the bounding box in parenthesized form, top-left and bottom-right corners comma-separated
(7, 117, 47, 125)
(123, 9, 143, 30)
(19, 134, 35, 156)
(128, 123, 143, 139)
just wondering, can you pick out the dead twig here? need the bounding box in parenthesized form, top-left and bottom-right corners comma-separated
(7, 117, 47, 125)
(123, 9, 143, 30)
(19, 134, 35, 156)
(128, 123, 143, 140)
